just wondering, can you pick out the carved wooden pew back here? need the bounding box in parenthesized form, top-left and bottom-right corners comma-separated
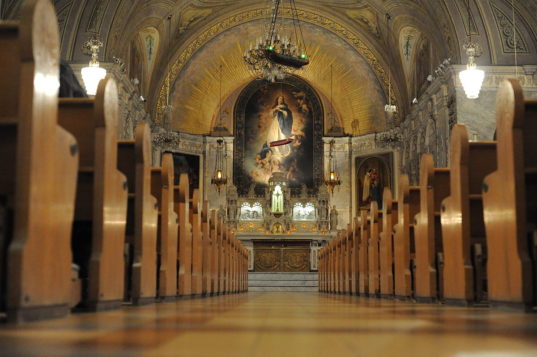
(380, 188, 398, 297)
(441, 124, 497, 305)
(482, 79, 537, 309)
(190, 189, 203, 296)
(150, 153, 178, 301)
(175, 174, 192, 297)
(359, 210, 370, 295)
(0, 0, 79, 322)
(59, 77, 128, 311)
(117, 122, 158, 305)
(414, 154, 450, 302)
(201, 201, 212, 295)
(394, 174, 420, 299)
(368, 201, 382, 297)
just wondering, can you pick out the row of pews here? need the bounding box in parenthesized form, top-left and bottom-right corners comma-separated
(319, 78, 537, 311)
(0, 0, 247, 323)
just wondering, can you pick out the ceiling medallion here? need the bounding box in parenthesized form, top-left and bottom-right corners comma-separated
(243, 0, 310, 82)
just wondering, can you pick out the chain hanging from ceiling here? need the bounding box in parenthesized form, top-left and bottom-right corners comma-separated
(243, 0, 310, 82)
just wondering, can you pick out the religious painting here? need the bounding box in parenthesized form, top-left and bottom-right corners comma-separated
(170, 152, 200, 194)
(234, 76, 323, 194)
(356, 154, 393, 213)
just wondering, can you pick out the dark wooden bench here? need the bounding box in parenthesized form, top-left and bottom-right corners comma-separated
(150, 152, 178, 301)
(117, 122, 158, 305)
(394, 174, 420, 299)
(380, 188, 398, 297)
(441, 124, 497, 305)
(482, 79, 537, 310)
(0, 0, 79, 322)
(59, 77, 128, 311)
(414, 154, 450, 303)
(351, 217, 360, 295)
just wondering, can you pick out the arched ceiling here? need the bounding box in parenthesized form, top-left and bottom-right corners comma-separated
(4, 0, 536, 135)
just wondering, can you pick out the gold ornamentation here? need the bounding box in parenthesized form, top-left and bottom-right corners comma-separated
(155, 7, 399, 124)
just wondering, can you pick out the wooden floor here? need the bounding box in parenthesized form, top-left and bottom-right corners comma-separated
(1, 293, 537, 357)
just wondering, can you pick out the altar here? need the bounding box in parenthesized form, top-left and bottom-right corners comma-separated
(226, 172, 334, 272)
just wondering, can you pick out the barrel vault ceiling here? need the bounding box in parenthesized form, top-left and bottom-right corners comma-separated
(4, 0, 537, 134)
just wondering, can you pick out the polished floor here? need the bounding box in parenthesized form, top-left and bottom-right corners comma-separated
(1, 293, 537, 357)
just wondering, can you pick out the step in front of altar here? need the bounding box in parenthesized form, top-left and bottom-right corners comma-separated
(248, 272, 318, 292)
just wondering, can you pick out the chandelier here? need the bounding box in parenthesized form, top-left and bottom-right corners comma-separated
(324, 140, 341, 194)
(211, 139, 228, 193)
(81, 35, 107, 96)
(243, 0, 309, 82)
(459, 0, 484, 99)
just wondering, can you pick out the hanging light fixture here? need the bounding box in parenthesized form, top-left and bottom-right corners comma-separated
(459, 0, 484, 99)
(81, 35, 107, 96)
(384, 14, 397, 113)
(324, 140, 341, 194)
(211, 139, 228, 193)
(243, 0, 309, 82)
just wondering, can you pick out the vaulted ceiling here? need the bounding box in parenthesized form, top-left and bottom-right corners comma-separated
(4, 0, 537, 135)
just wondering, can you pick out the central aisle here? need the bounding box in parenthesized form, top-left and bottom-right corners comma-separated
(1, 292, 537, 356)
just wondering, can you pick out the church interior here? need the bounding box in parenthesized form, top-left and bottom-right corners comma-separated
(1, 0, 537, 355)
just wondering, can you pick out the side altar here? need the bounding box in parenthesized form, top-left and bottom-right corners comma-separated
(225, 173, 336, 272)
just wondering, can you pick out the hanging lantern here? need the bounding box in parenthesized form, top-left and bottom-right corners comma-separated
(324, 140, 341, 194)
(211, 139, 228, 192)
(81, 35, 107, 96)
(459, 0, 484, 99)
(459, 42, 485, 99)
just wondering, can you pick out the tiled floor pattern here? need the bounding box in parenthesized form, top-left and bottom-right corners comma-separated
(1, 292, 537, 357)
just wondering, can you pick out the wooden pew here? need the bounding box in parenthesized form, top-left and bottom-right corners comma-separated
(441, 124, 497, 305)
(175, 174, 192, 297)
(330, 239, 336, 293)
(380, 188, 398, 297)
(209, 210, 218, 295)
(393, 174, 420, 299)
(215, 215, 224, 295)
(414, 154, 450, 303)
(0, 0, 79, 322)
(59, 77, 128, 311)
(201, 201, 212, 296)
(190, 189, 203, 296)
(368, 201, 382, 297)
(117, 122, 158, 305)
(335, 232, 342, 293)
(358, 210, 370, 295)
(351, 217, 360, 295)
(346, 224, 353, 294)
(482, 79, 536, 309)
(150, 153, 178, 301)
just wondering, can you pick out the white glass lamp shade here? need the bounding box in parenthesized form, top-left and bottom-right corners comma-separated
(459, 66, 485, 99)
(81, 65, 107, 95)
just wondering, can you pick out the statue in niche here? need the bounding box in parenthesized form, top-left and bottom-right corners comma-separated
(330, 205, 338, 231)
(271, 184, 284, 214)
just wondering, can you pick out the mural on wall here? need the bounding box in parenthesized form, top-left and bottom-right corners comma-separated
(234, 76, 323, 194)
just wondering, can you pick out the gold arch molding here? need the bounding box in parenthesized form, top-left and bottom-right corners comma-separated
(155, 7, 400, 126)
